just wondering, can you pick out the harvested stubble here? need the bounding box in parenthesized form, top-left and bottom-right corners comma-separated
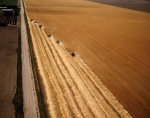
(27, 18, 132, 117)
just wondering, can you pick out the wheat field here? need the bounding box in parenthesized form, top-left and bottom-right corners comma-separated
(23, 0, 150, 117)
(25, 17, 131, 117)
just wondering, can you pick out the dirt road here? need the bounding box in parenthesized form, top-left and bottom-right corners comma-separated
(21, 0, 39, 117)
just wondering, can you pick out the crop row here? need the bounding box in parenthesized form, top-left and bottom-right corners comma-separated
(28, 19, 132, 118)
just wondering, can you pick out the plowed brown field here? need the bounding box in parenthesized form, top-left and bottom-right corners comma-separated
(24, 0, 150, 117)
(0, 26, 18, 118)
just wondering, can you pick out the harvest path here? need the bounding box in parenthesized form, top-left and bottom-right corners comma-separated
(21, 0, 39, 117)
(24, 0, 150, 117)
(26, 15, 131, 117)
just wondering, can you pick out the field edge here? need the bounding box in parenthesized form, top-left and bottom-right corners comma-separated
(23, 1, 49, 117)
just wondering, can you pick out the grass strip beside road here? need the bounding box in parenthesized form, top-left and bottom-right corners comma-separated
(23, 3, 48, 118)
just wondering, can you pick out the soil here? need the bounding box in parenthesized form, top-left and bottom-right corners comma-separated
(0, 26, 18, 118)
(0, 13, 6, 26)
(24, 0, 150, 117)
